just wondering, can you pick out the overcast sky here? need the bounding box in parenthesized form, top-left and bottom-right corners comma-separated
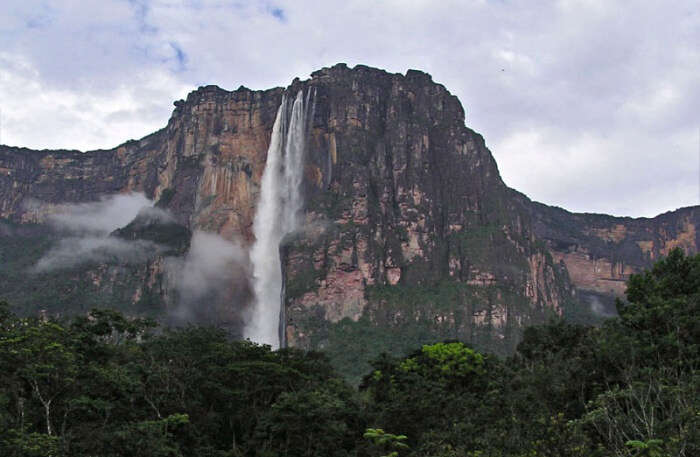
(0, 0, 697, 217)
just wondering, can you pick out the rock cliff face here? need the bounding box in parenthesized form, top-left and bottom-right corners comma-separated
(521, 199, 699, 316)
(0, 85, 283, 328)
(0, 64, 697, 377)
(280, 66, 574, 374)
(0, 85, 282, 236)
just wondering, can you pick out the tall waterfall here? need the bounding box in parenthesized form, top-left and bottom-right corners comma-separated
(245, 89, 313, 349)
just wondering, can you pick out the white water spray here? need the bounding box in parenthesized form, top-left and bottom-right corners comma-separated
(245, 89, 314, 348)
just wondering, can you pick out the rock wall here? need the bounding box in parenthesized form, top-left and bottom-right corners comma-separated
(279, 65, 574, 365)
(523, 199, 698, 309)
(0, 85, 283, 236)
(0, 64, 697, 377)
(0, 85, 283, 324)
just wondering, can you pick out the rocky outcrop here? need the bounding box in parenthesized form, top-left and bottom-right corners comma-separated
(0, 85, 283, 237)
(0, 64, 697, 378)
(280, 65, 574, 363)
(519, 198, 698, 312)
(0, 85, 283, 324)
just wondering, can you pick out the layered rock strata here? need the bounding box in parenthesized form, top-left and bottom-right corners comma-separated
(0, 64, 697, 378)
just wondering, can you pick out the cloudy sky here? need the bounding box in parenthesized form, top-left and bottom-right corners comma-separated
(0, 0, 697, 217)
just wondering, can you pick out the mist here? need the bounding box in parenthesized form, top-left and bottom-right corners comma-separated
(167, 231, 251, 330)
(587, 294, 617, 318)
(33, 237, 159, 272)
(34, 192, 162, 272)
(130, 205, 175, 225)
(30, 193, 253, 332)
(49, 193, 152, 235)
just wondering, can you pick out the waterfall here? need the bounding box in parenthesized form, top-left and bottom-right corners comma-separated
(245, 89, 313, 349)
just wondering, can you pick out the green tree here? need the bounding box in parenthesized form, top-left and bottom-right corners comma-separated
(254, 379, 363, 457)
(363, 428, 409, 457)
(580, 248, 700, 457)
(1, 319, 78, 436)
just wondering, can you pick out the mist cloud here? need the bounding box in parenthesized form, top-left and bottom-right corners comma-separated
(587, 294, 616, 318)
(49, 193, 152, 235)
(33, 237, 159, 272)
(167, 231, 251, 328)
(34, 192, 164, 272)
(130, 205, 176, 226)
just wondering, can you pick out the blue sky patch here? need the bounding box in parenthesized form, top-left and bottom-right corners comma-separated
(270, 7, 285, 22)
(169, 42, 187, 72)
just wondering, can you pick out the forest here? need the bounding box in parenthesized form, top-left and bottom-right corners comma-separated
(0, 248, 697, 457)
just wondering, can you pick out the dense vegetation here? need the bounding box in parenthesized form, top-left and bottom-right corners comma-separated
(0, 248, 698, 456)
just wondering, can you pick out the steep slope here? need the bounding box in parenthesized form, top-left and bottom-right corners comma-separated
(0, 85, 282, 325)
(0, 64, 696, 378)
(522, 197, 698, 316)
(279, 66, 574, 377)
(0, 85, 283, 234)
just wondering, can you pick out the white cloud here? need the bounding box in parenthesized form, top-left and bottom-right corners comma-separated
(49, 193, 153, 234)
(0, 0, 698, 216)
(494, 125, 698, 216)
(34, 192, 167, 271)
(33, 236, 159, 272)
(0, 51, 190, 149)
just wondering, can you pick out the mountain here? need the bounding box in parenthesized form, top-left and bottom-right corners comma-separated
(0, 63, 696, 377)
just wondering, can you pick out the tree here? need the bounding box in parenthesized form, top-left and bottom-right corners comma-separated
(579, 248, 700, 457)
(363, 428, 409, 457)
(254, 379, 363, 457)
(0, 319, 78, 436)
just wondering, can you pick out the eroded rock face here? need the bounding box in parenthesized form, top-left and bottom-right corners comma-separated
(0, 64, 697, 373)
(281, 65, 577, 358)
(0, 85, 282, 237)
(0, 85, 282, 326)
(524, 200, 699, 305)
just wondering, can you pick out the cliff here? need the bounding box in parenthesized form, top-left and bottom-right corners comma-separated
(522, 197, 698, 315)
(0, 64, 696, 378)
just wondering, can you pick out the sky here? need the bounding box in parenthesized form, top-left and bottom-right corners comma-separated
(0, 0, 698, 217)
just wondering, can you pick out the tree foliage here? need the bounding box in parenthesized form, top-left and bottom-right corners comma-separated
(0, 248, 698, 456)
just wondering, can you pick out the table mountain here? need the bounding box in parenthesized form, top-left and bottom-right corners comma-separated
(1, 64, 696, 377)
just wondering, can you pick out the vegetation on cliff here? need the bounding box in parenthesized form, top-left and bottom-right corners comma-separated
(2, 65, 698, 381)
(0, 248, 698, 456)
